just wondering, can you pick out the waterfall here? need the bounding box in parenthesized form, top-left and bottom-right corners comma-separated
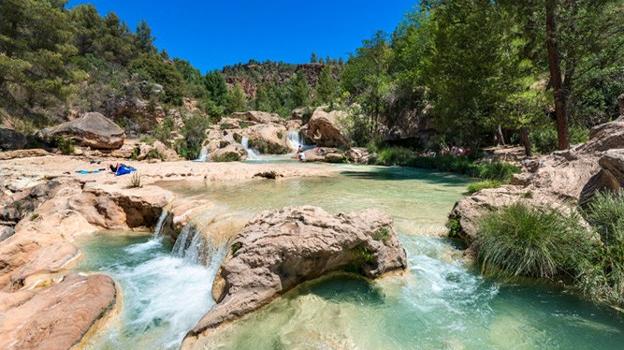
(195, 146, 209, 162)
(287, 130, 313, 152)
(153, 210, 168, 237)
(172, 224, 227, 269)
(241, 136, 260, 160)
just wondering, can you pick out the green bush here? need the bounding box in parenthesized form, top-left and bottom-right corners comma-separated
(377, 147, 415, 166)
(577, 192, 624, 306)
(475, 161, 519, 182)
(175, 114, 210, 160)
(55, 137, 74, 155)
(466, 180, 503, 194)
(530, 126, 590, 154)
(476, 203, 589, 279)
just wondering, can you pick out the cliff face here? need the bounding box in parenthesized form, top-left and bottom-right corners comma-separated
(221, 61, 341, 97)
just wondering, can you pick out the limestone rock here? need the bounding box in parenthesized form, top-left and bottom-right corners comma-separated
(0, 273, 117, 350)
(346, 147, 374, 164)
(301, 147, 345, 163)
(136, 140, 180, 161)
(577, 116, 624, 153)
(210, 143, 247, 162)
(302, 107, 349, 148)
(0, 148, 49, 161)
(230, 111, 281, 124)
(244, 123, 289, 154)
(37, 112, 125, 150)
(183, 206, 406, 346)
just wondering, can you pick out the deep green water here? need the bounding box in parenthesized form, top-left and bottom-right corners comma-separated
(79, 165, 624, 349)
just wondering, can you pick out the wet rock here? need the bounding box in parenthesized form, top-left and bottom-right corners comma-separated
(37, 112, 125, 150)
(302, 107, 349, 148)
(253, 171, 282, 179)
(183, 206, 406, 346)
(0, 273, 117, 350)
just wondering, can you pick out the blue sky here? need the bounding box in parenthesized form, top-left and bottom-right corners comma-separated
(67, 0, 417, 72)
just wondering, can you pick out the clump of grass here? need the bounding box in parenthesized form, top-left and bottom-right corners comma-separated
(372, 227, 390, 242)
(577, 191, 624, 306)
(377, 147, 414, 166)
(466, 180, 503, 194)
(446, 217, 462, 238)
(128, 173, 142, 188)
(231, 241, 243, 255)
(476, 203, 589, 279)
(55, 136, 74, 155)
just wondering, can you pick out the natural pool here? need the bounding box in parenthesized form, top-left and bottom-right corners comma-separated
(79, 165, 624, 349)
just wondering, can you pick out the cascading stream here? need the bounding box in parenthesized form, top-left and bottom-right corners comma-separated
(241, 136, 260, 160)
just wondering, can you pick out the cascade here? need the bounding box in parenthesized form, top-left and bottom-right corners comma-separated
(195, 146, 209, 162)
(241, 136, 260, 160)
(153, 210, 169, 237)
(172, 224, 227, 269)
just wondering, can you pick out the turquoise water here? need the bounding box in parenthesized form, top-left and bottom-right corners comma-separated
(79, 165, 624, 349)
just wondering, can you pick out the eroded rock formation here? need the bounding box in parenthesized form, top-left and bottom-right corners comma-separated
(301, 107, 350, 148)
(37, 112, 126, 150)
(182, 206, 406, 348)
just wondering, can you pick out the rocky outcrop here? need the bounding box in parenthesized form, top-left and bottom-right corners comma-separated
(302, 107, 349, 148)
(0, 128, 27, 150)
(37, 112, 125, 150)
(244, 123, 289, 154)
(0, 273, 117, 350)
(210, 143, 247, 162)
(230, 111, 281, 124)
(345, 147, 375, 164)
(302, 147, 346, 163)
(450, 116, 624, 247)
(135, 140, 180, 161)
(183, 206, 406, 347)
(0, 149, 49, 160)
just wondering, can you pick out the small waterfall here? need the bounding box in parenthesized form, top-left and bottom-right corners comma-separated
(172, 224, 227, 269)
(241, 136, 260, 160)
(153, 210, 168, 237)
(195, 146, 209, 162)
(287, 130, 302, 151)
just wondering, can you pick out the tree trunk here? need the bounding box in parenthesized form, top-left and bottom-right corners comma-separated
(520, 127, 532, 157)
(545, 0, 570, 150)
(495, 125, 506, 146)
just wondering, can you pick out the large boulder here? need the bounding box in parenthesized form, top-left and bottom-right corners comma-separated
(0, 128, 27, 150)
(244, 123, 289, 154)
(580, 149, 624, 205)
(346, 147, 375, 164)
(301, 147, 346, 163)
(302, 107, 349, 148)
(0, 273, 117, 350)
(182, 206, 406, 347)
(136, 140, 180, 161)
(576, 116, 624, 153)
(37, 112, 125, 150)
(210, 143, 247, 162)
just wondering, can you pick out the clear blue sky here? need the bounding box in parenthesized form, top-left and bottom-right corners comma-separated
(67, 0, 418, 72)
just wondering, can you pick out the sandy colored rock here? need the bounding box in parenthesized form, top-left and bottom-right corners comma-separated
(302, 107, 349, 148)
(210, 143, 247, 162)
(0, 149, 49, 160)
(243, 123, 289, 154)
(183, 206, 406, 347)
(577, 116, 624, 153)
(37, 112, 125, 150)
(345, 147, 374, 164)
(0, 273, 117, 350)
(230, 111, 281, 124)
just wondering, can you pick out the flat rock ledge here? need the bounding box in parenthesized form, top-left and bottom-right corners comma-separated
(182, 206, 407, 348)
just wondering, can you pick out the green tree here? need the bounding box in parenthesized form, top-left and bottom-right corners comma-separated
(316, 65, 338, 105)
(225, 83, 247, 113)
(203, 71, 228, 106)
(310, 52, 318, 63)
(288, 73, 310, 108)
(129, 53, 185, 105)
(135, 20, 155, 54)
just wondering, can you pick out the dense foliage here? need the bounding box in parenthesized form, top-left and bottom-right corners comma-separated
(474, 191, 624, 308)
(340, 0, 624, 153)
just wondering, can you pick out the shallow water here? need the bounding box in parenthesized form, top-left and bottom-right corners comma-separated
(79, 165, 624, 349)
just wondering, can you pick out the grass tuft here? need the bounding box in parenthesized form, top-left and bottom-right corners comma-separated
(466, 180, 503, 194)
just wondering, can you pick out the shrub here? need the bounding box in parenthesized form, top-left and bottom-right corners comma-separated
(372, 227, 390, 242)
(153, 117, 174, 146)
(530, 126, 590, 154)
(128, 173, 142, 188)
(55, 136, 74, 155)
(466, 180, 503, 194)
(377, 147, 415, 166)
(476, 203, 589, 279)
(475, 161, 519, 182)
(176, 114, 211, 160)
(446, 217, 462, 238)
(577, 191, 624, 306)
